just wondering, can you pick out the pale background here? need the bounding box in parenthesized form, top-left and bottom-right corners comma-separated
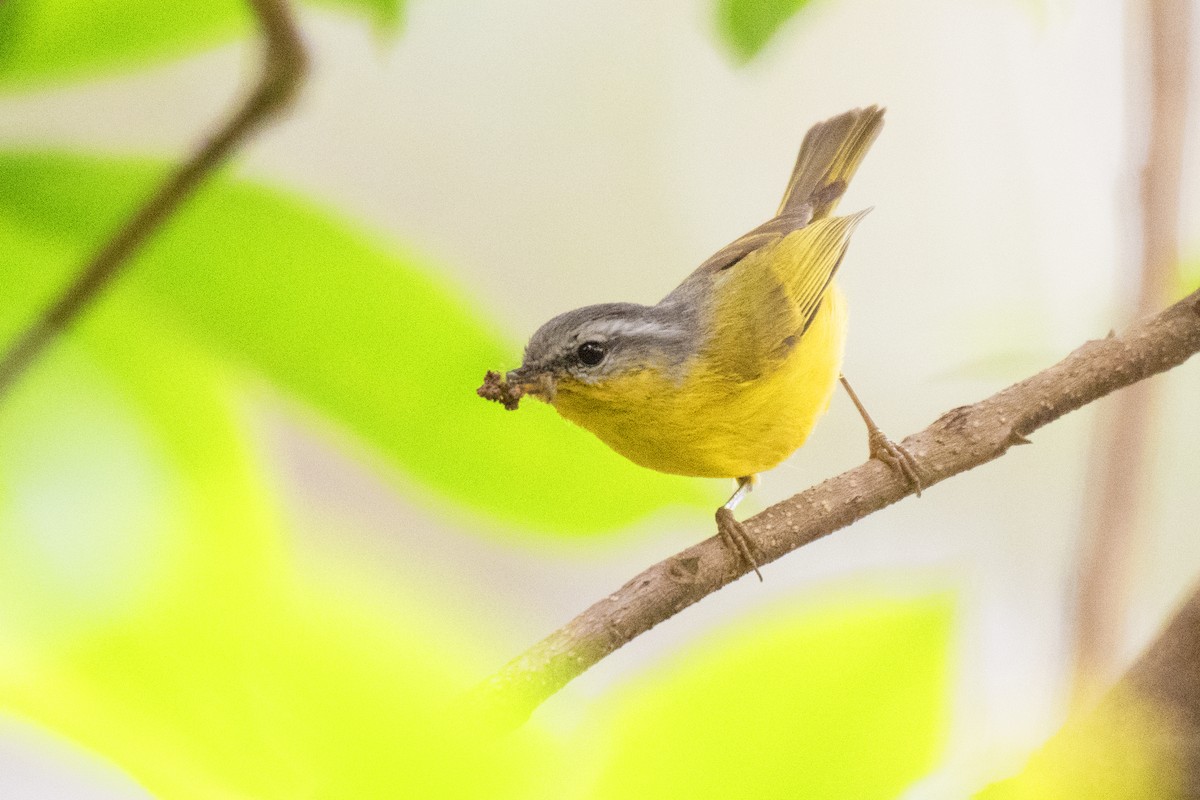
(1, 0, 1198, 796)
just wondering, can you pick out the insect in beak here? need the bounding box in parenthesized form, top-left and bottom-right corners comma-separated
(477, 368, 557, 410)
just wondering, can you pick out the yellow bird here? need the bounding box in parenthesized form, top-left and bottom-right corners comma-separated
(479, 106, 919, 578)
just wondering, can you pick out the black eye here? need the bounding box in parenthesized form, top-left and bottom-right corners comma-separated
(577, 341, 606, 366)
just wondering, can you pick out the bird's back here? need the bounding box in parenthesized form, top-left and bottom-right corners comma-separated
(554, 108, 883, 478)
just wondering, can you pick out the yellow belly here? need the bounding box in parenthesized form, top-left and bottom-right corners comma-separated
(551, 285, 848, 478)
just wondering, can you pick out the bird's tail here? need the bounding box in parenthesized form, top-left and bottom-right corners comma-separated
(776, 105, 885, 221)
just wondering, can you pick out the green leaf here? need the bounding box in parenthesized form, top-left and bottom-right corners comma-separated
(1177, 257, 1200, 301)
(716, 0, 815, 63)
(0, 0, 247, 90)
(0, 302, 551, 798)
(0, 151, 703, 534)
(0, 0, 403, 92)
(313, 0, 404, 32)
(586, 592, 953, 798)
(974, 684, 1184, 799)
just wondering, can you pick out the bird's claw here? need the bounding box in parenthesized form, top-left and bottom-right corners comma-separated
(868, 429, 923, 497)
(715, 507, 763, 582)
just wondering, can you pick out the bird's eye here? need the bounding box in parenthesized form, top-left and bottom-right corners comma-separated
(577, 341, 606, 366)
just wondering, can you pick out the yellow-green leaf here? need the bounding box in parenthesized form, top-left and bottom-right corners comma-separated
(0, 0, 402, 91)
(716, 0, 815, 63)
(0, 295, 551, 798)
(974, 679, 1186, 799)
(0, 151, 703, 534)
(585, 591, 954, 798)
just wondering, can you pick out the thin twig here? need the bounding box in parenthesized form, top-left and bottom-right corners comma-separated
(0, 0, 308, 403)
(472, 287, 1200, 730)
(1073, 0, 1190, 701)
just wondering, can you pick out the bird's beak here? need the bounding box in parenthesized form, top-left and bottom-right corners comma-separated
(506, 366, 557, 402)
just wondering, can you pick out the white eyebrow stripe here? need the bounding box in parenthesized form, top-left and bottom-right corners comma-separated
(588, 318, 679, 340)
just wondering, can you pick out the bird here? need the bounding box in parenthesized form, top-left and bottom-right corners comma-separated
(478, 106, 920, 579)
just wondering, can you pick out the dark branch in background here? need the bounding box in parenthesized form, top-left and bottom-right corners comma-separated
(979, 579, 1200, 797)
(0, 0, 308, 403)
(471, 287, 1200, 730)
(1120, 584, 1200, 791)
(1072, 0, 1191, 703)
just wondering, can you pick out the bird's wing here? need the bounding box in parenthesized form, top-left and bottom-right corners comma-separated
(702, 210, 868, 381)
(663, 108, 883, 305)
(661, 212, 812, 306)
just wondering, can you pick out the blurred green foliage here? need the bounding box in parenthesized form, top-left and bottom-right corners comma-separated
(0, 0, 402, 91)
(1177, 258, 1200, 301)
(0, 0, 245, 89)
(0, 309, 552, 798)
(588, 593, 953, 799)
(716, 0, 814, 62)
(320, 0, 403, 32)
(0, 152, 702, 533)
(975, 685, 1184, 799)
(0, 426, 956, 800)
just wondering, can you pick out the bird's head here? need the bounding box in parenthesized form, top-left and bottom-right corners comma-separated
(480, 302, 695, 409)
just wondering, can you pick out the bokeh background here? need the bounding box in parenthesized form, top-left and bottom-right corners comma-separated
(0, 0, 1198, 796)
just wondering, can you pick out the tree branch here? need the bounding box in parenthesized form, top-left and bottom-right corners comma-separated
(0, 0, 308, 403)
(1072, 0, 1191, 702)
(473, 287, 1200, 730)
(979, 578, 1200, 797)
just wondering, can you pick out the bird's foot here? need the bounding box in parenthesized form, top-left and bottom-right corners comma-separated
(715, 507, 763, 582)
(868, 428, 923, 497)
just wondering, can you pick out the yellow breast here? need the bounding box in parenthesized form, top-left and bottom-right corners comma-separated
(551, 285, 847, 479)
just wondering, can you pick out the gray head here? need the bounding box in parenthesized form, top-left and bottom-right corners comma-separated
(507, 301, 696, 396)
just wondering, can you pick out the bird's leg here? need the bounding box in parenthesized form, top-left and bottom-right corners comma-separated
(714, 475, 763, 581)
(839, 375, 922, 495)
